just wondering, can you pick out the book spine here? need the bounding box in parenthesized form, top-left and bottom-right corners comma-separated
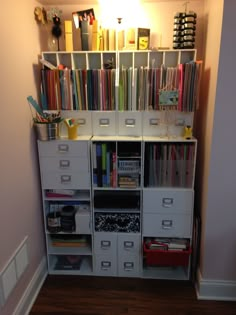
(81, 21, 89, 51)
(92, 143, 97, 187)
(102, 143, 107, 187)
(96, 143, 102, 187)
(112, 152, 117, 188)
(65, 20, 73, 51)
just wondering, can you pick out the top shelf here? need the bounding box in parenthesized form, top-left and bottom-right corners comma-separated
(37, 0, 184, 5)
(42, 49, 196, 70)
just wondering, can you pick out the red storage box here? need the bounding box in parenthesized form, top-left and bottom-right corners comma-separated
(143, 242, 192, 267)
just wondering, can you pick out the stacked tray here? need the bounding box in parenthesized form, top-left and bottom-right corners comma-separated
(173, 11, 197, 49)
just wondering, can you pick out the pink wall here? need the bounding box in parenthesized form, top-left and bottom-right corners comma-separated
(202, 0, 236, 280)
(0, 0, 46, 314)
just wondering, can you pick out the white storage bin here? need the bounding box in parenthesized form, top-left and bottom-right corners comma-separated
(118, 112, 142, 136)
(40, 156, 89, 172)
(94, 254, 117, 276)
(94, 232, 117, 255)
(92, 111, 117, 136)
(38, 140, 89, 157)
(143, 189, 193, 213)
(60, 111, 92, 136)
(142, 111, 167, 136)
(75, 210, 91, 234)
(143, 213, 192, 238)
(118, 234, 141, 255)
(118, 254, 140, 277)
(41, 171, 90, 189)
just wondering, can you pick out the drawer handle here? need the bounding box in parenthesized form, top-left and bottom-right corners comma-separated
(124, 262, 134, 271)
(59, 160, 70, 168)
(101, 261, 111, 270)
(101, 240, 111, 249)
(60, 175, 71, 183)
(99, 118, 110, 127)
(125, 118, 135, 127)
(124, 241, 134, 250)
(58, 144, 69, 152)
(162, 198, 174, 208)
(162, 220, 173, 229)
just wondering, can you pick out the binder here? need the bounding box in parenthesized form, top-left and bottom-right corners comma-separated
(92, 143, 97, 186)
(96, 143, 102, 187)
(65, 20, 73, 51)
(81, 20, 89, 51)
(92, 20, 99, 51)
(102, 143, 107, 187)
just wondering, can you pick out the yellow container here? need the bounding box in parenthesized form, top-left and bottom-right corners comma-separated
(66, 124, 78, 140)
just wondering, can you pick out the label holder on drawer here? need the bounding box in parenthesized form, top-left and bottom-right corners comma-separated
(161, 220, 173, 229)
(59, 160, 70, 168)
(60, 175, 72, 183)
(99, 118, 110, 127)
(58, 144, 69, 152)
(124, 241, 134, 250)
(101, 240, 111, 249)
(162, 198, 174, 208)
(101, 261, 111, 270)
(124, 262, 134, 271)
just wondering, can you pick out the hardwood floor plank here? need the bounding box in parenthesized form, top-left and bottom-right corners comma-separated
(29, 276, 236, 314)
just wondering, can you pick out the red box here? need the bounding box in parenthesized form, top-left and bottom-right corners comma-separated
(143, 242, 192, 267)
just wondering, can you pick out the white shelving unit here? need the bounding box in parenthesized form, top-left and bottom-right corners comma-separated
(37, 137, 93, 275)
(37, 49, 198, 280)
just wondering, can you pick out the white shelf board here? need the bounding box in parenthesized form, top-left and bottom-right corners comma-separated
(49, 256, 93, 275)
(142, 266, 189, 280)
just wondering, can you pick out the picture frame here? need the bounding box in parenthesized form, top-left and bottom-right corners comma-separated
(72, 8, 95, 28)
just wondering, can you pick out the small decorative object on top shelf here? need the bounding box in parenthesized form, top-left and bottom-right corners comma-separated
(72, 8, 96, 51)
(34, 6, 63, 51)
(184, 125, 193, 139)
(47, 8, 63, 51)
(173, 2, 197, 49)
(137, 28, 150, 50)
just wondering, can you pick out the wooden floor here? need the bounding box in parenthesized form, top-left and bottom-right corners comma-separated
(29, 275, 236, 314)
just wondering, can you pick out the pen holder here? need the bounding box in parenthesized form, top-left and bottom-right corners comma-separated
(65, 124, 78, 140)
(34, 122, 60, 141)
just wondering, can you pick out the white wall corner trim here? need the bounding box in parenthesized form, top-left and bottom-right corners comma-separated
(13, 256, 48, 315)
(196, 268, 236, 301)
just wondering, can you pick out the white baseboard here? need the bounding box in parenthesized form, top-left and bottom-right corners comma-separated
(13, 256, 48, 315)
(196, 268, 236, 301)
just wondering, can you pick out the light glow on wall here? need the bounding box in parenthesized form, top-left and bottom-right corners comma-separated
(98, 0, 149, 28)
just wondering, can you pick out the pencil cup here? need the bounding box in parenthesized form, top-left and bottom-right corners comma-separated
(66, 125, 78, 140)
(34, 123, 60, 141)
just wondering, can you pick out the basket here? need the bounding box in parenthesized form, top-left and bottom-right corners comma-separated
(34, 123, 60, 141)
(143, 242, 192, 267)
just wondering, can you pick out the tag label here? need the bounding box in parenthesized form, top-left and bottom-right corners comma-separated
(159, 90, 179, 106)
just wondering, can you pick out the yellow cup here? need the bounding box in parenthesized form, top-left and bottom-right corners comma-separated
(67, 125, 78, 140)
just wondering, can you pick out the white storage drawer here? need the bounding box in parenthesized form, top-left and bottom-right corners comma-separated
(118, 112, 142, 136)
(143, 213, 192, 238)
(118, 234, 141, 256)
(41, 171, 90, 189)
(118, 254, 140, 277)
(143, 189, 193, 213)
(40, 156, 89, 172)
(38, 140, 89, 157)
(92, 111, 117, 136)
(94, 254, 117, 276)
(75, 211, 91, 234)
(94, 233, 117, 255)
